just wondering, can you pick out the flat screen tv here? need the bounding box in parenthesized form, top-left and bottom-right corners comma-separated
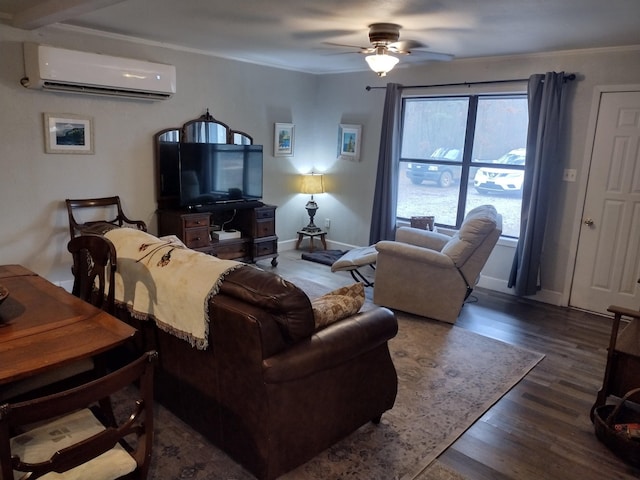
(179, 143, 263, 207)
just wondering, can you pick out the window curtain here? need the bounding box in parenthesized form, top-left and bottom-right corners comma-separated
(509, 72, 570, 296)
(369, 83, 403, 244)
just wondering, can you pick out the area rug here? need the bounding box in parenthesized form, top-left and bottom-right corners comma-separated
(114, 279, 543, 480)
(300, 249, 348, 266)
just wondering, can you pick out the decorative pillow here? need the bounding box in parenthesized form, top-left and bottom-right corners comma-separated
(311, 282, 365, 330)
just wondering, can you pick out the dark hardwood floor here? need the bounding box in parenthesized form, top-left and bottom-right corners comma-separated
(268, 249, 640, 480)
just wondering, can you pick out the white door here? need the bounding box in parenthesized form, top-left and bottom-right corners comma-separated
(570, 89, 640, 314)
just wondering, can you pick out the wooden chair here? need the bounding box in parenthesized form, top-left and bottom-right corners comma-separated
(591, 305, 640, 420)
(66, 196, 147, 239)
(0, 350, 157, 480)
(67, 234, 117, 314)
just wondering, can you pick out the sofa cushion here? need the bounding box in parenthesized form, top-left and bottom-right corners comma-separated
(441, 205, 498, 266)
(311, 282, 365, 330)
(219, 267, 315, 342)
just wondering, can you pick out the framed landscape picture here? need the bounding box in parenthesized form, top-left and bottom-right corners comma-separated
(43, 113, 94, 154)
(338, 124, 361, 161)
(274, 122, 294, 157)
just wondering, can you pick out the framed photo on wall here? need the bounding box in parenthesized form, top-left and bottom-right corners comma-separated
(338, 124, 361, 161)
(274, 122, 294, 157)
(43, 113, 94, 154)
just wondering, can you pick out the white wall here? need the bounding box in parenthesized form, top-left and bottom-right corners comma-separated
(0, 24, 318, 283)
(1, 22, 639, 306)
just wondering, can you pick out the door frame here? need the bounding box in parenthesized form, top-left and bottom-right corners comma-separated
(564, 84, 640, 309)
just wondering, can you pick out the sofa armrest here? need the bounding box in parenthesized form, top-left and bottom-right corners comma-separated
(262, 307, 397, 383)
(395, 226, 451, 251)
(376, 240, 455, 269)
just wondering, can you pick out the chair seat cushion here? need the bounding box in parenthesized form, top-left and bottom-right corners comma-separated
(11, 408, 136, 480)
(311, 282, 365, 330)
(77, 222, 121, 236)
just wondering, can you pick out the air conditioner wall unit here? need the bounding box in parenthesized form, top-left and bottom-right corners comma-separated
(21, 43, 176, 101)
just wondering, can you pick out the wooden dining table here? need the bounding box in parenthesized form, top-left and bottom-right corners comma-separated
(0, 264, 136, 385)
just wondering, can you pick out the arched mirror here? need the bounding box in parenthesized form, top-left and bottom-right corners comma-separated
(230, 130, 253, 145)
(183, 111, 229, 144)
(155, 128, 180, 208)
(155, 111, 254, 209)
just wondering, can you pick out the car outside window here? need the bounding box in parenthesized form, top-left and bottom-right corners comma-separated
(398, 94, 528, 237)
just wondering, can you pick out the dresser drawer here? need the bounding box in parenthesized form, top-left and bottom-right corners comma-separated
(255, 219, 275, 237)
(253, 238, 277, 258)
(184, 227, 210, 248)
(255, 207, 275, 220)
(183, 215, 209, 229)
(214, 239, 250, 260)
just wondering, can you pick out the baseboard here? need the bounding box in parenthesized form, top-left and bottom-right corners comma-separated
(477, 275, 566, 306)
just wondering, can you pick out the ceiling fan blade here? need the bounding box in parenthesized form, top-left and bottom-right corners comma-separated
(322, 41, 375, 54)
(322, 41, 369, 50)
(412, 51, 455, 62)
(388, 39, 427, 52)
(320, 50, 364, 56)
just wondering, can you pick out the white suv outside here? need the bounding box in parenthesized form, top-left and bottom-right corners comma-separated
(473, 148, 526, 195)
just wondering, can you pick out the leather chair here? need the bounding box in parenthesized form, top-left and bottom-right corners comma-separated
(374, 205, 502, 323)
(66, 196, 147, 239)
(0, 351, 157, 480)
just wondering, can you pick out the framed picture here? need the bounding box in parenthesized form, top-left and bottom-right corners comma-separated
(43, 113, 94, 154)
(274, 123, 294, 157)
(338, 124, 361, 161)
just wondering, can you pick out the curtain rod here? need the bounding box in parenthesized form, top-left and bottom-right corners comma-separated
(365, 73, 576, 91)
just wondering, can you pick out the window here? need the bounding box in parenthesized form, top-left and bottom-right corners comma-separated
(398, 94, 528, 237)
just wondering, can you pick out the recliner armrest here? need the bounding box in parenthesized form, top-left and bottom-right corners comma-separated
(262, 307, 397, 383)
(376, 240, 455, 269)
(395, 227, 451, 251)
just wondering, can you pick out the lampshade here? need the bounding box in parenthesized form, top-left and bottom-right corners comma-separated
(365, 53, 399, 77)
(300, 173, 324, 195)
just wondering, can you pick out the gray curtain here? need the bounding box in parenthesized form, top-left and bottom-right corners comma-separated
(369, 83, 403, 244)
(509, 72, 569, 295)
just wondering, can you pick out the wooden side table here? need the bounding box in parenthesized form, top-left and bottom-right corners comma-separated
(295, 230, 327, 253)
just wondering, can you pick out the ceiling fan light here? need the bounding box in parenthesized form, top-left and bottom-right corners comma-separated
(365, 53, 399, 77)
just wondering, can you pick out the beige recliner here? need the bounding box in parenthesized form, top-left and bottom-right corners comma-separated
(373, 205, 502, 324)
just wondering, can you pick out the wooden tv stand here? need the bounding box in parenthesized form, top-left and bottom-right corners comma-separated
(157, 202, 278, 266)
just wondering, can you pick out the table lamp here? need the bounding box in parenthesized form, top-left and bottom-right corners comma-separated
(300, 173, 324, 232)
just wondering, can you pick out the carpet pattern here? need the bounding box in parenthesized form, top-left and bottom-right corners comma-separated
(113, 279, 543, 479)
(281, 314, 543, 480)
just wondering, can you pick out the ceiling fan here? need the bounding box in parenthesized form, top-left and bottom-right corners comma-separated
(324, 23, 453, 76)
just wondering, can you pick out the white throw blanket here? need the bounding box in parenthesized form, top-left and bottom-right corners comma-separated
(105, 228, 243, 349)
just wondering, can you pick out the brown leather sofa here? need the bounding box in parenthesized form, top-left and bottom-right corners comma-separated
(120, 265, 398, 480)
